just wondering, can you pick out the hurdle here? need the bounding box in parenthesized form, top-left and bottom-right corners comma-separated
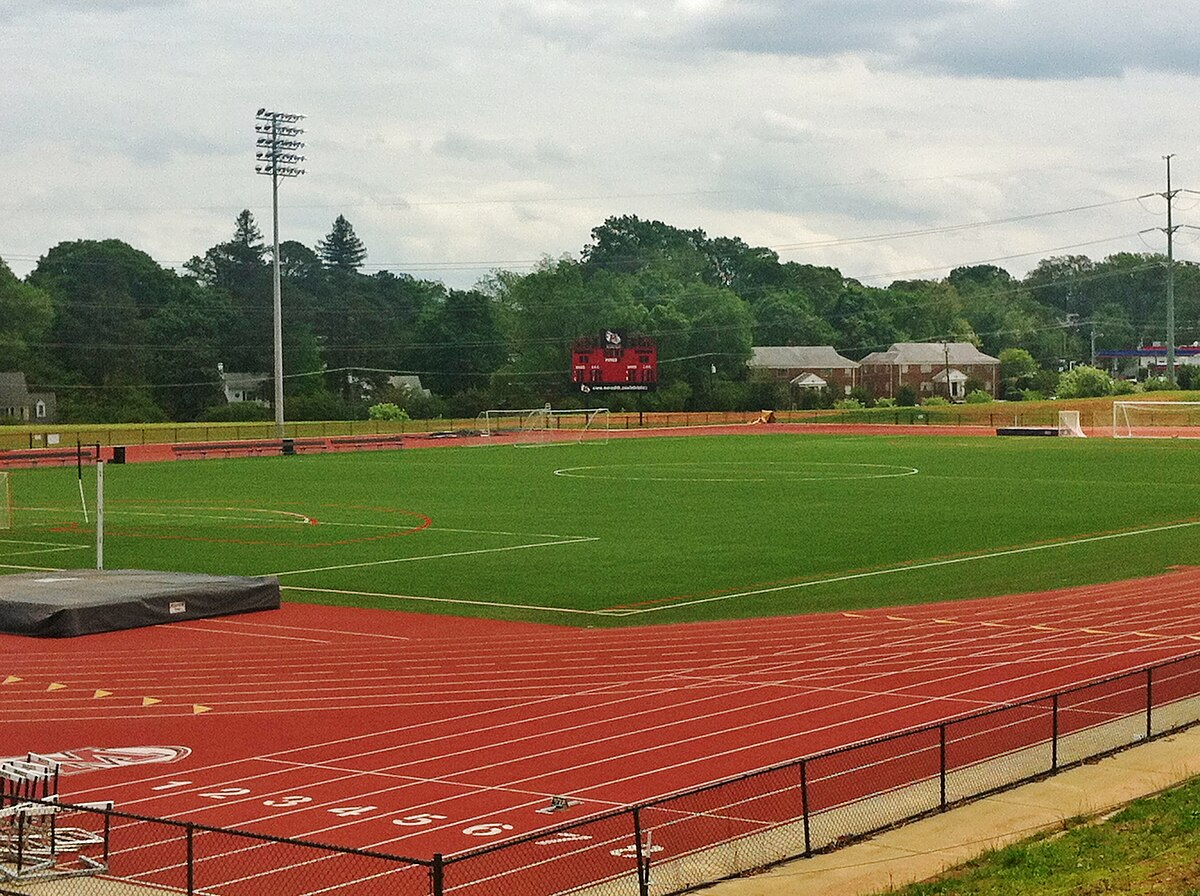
(0, 755, 112, 883)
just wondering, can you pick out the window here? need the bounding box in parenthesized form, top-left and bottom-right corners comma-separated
(921, 364, 932, 373)
(35, 401, 46, 418)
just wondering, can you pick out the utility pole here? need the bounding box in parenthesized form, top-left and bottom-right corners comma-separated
(942, 340, 952, 400)
(1163, 154, 1179, 386)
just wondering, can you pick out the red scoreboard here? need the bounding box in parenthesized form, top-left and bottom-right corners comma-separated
(571, 330, 658, 392)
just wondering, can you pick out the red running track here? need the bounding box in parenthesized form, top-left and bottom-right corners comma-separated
(3, 569, 1199, 894)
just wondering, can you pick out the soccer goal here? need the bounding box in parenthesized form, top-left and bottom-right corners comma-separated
(0, 472, 11, 531)
(476, 406, 610, 446)
(1057, 411, 1087, 438)
(1113, 401, 1200, 438)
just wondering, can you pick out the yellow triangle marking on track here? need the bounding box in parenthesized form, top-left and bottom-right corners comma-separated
(93, 689, 112, 699)
(934, 619, 958, 625)
(1132, 632, 1160, 639)
(192, 705, 211, 715)
(47, 682, 67, 692)
(1031, 625, 1059, 631)
(142, 697, 161, 707)
(886, 615, 912, 622)
(2, 675, 21, 685)
(1083, 628, 1111, 635)
(979, 622, 1006, 628)
(842, 612, 866, 618)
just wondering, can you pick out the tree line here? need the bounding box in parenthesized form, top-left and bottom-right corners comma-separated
(2, 212, 1197, 423)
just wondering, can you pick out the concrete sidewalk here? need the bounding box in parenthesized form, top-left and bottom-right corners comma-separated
(704, 724, 1200, 896)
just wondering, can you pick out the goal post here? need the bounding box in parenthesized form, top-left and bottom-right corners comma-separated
(1113, 401, 1200, 438)
(0, 472, 11, 530)
(476, 406, 609, 445)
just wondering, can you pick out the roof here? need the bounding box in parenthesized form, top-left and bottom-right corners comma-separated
(220, 372, 269, 390)
(0, 372, 31, 401)
(791, 372, 827, 388)
(750, 346, 859, 370)
(860, 342, 999, 366)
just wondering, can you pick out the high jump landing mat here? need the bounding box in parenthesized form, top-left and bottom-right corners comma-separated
(0, 569, 280, 638)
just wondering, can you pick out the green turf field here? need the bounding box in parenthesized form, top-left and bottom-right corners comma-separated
(3, 432, 1198, 626)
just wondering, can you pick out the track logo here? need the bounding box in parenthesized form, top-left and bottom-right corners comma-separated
(1, 746, 192, 775)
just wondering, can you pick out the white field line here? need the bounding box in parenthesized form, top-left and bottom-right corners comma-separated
(271, 535, 598, 578)
(20, 505, 314, 526)
(605, 518, 1200, 617)
(281, 583, 604, 617)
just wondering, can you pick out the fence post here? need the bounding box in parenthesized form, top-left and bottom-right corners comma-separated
(1051, 694, 1060, 772)
(1146, 667, 1154, 739)
(633, 807, 650, 896)
(430, 853, 444, 896)
(939, 723, 948, 811)
(186, 823, 195, 896)
(800, 758, 812, 856)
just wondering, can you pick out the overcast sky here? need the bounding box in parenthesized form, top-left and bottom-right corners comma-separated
(2, 0, 1198, 289)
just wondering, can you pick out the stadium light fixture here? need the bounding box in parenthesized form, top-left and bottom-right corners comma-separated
(255, 108, 307, 439)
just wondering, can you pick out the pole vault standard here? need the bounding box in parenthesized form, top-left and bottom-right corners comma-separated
(95, 460, 104, 571)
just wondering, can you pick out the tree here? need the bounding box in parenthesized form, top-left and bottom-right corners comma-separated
(581, 215, 708, 279)
(29, 240, 172, 390)
(998, 347, 1039, 398)
(409, 288, 507, 395)
(0, 257, 53, 372)
(185, 210, 267, 292)
(317, 215, 368, 273)
(184, 211, 272, 371)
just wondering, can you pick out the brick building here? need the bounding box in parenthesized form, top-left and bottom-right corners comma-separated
(748, 346, 860, 396)
(858, 342, 999, 402)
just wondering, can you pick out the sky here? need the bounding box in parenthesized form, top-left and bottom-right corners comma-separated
(2, 0, 1199, 290)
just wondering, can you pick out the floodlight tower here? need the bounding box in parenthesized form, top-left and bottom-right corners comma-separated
(255, 108, 306, 438)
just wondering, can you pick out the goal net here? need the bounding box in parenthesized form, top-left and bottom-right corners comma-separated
(0, 472, 11, 530)
(1113, 401, 1200, 438)
(1057, 411, 1086, 438)
(476, 406, 610, 446)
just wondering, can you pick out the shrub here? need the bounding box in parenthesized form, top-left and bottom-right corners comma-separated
(921, 396, 951, 407)
(1112, 379, 1137, 395)
(1021, 389, 1045, 402)
(874, 397, 897, 408)
(1141, 376, 1177, 393)
(896, 384, 917, 407)
(833, 398, 864, 410)
(1057, 365, 1113, 399)
(368, 402, 411, 422)
(964, 389, 992, 404)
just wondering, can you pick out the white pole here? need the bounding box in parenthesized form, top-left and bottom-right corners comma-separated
(95, 461, 104, 570)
